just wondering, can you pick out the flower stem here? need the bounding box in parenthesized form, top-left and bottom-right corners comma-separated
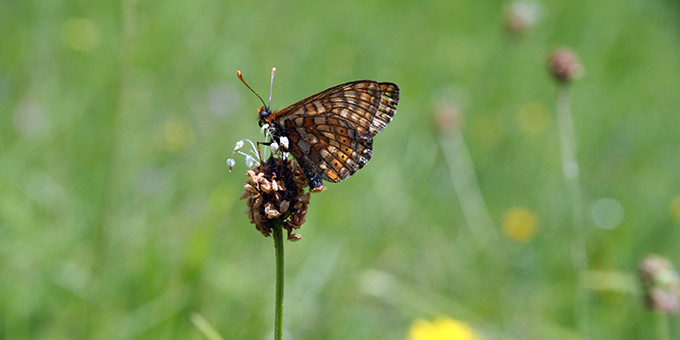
(555, 83, 590, 337)
(272, 219, 284, 340)
(654, 311, 670, 340)
(439, 125, 501, 253)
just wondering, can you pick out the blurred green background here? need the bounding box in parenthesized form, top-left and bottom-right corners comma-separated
(2, 0, 680, 339)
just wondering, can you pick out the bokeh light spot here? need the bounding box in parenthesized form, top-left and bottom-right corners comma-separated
(155, 119, 194, 152)
(61, 18, 100, 52)
(502, 207, 539, 241)
(516, 101, 550, 135)
(14, 97, 46, 137)
(592, 198, 624, 230)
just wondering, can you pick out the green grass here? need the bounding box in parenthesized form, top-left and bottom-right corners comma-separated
(2, 0, 680, 339)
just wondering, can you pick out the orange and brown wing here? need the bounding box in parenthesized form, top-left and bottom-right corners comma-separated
(268, 80, 399, 183)
(266, 80, 399, 137)
(283, 115, 373, 183)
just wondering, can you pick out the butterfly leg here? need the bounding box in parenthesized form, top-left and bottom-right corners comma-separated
(255, 140, 273, 163)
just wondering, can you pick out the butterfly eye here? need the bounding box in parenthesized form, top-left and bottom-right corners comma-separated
(258, 107, 271, 121)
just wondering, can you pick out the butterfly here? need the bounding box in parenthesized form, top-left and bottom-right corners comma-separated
(238, 70, 400, 192)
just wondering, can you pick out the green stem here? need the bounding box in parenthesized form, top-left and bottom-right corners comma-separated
(273, 219, 284, 340)
(654, 311, 670, 340)
(556, 84, 590, 337)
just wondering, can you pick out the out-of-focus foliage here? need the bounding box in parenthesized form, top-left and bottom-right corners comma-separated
(1, 0, 679, 339)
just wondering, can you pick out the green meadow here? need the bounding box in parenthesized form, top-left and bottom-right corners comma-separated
(2, 0, 680, 339)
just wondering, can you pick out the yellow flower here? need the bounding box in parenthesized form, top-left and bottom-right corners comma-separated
(408, 317, 479, 340)
(502, 207, 538, 242)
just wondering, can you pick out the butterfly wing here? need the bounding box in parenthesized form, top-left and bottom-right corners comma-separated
(283, 115, 372, 183)
(267, 80, 400, 183)
(266, 80, 399, 137)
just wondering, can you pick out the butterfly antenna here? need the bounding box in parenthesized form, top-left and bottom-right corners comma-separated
(268, 67, 276, 108)
(237, 70, 268, 110)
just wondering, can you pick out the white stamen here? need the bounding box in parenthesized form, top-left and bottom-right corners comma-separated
(233, 140, 244, 152)
(245, 155, 256, 168)
(243, 139, 257, 151)
(226, 138, 261, 172)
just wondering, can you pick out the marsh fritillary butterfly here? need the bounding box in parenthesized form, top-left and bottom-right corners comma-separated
(238, 70, 400, 192)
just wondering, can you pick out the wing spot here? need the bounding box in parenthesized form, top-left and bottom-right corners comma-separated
(298, 127, 319, 143)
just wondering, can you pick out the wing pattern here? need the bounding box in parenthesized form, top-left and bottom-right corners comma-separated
(262, 80, 400, 186)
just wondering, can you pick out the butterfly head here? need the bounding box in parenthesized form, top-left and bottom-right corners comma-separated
(258, 106, 272, 126)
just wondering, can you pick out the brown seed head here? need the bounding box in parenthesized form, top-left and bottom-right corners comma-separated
(548, 47, 584, 83)
(639, 254, 680, 313)
(505, 2, 541, 35)
(240, 157, 311, 238)
(434, 100, 462, 134)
